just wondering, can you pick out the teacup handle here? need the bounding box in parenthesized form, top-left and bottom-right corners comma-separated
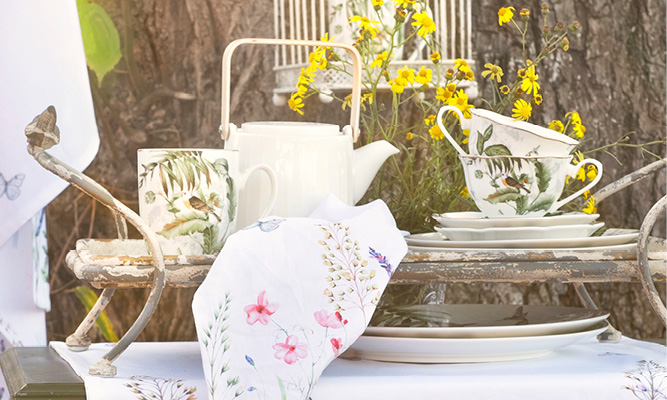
(549, 158, 603, 212)
(238, 164, 278, 219)
(437, 105, 468, 157)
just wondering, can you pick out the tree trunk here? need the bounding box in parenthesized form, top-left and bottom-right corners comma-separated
(45, 0, 665, 343)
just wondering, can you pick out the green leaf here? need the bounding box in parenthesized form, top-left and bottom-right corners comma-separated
(158, 213, 213, 238)
(476, 125, 493, 154)
(526, 196, 556, 213)
(76, 0, 122, 86)
(534, 161, 551, 193)
(515, 195, 528, 215)
(483, 144, 512, 157)
(484, 187, 523, 204)
(73, 285, 119, 342)
(201, 225, 224, 254)
(278, 377, 288, 400)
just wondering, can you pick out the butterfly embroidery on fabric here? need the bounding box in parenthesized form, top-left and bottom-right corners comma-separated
(369, 247, 393, 276)
(244, 218, 286, 232)
(0, 172, 25, 201)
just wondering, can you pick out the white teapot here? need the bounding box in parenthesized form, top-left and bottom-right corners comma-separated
(220, 39, 398, 228)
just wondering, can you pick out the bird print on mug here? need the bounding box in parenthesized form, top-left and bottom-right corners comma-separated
(183, 195, 222, 222)
(500, 173, 531, 193)
(0, 172, 25, 201)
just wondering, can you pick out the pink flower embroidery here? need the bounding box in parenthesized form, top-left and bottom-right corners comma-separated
(314, 309, 343, 329)
(331, 337, 343, 356)
(273, 335, 308, 364)
(244, 291, 278, 325)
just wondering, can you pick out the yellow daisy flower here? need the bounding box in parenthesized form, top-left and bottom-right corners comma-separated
(573, 123, 586, 139)
(436, 86, 452, 101)
(586, 165, 597, 181)
(447, 89, 475, 118)
(582, 196, 597, 214)
(388, 78, 406, 94)
(424, 114, 436, 125)
(481, 63, 504, 83)
(373, 0, 384, 6)
(370, 51, 391, 68)
(500, 85, 510, 95)
(512, 98, 532, 121)
(549, 120, 564, 132)
(288, 94, 304, 115)
(429, 124, 444, 140)
(462, 128, 470, 144)
(430, 52, 441, 63)
(498, 6, 515, 26)
(406, 131, 414, 140)
(415, 66, 433, 86)
(567, 111, 582, 125)
(412, 11, 436, 37)
(349, 15, 380, 38)
(520, 65, 540, 95)
(395, 0, 415, 8)
(460, 186, 470, 199)
(395, 66, 416, 86)
(534, 93, 543, 105)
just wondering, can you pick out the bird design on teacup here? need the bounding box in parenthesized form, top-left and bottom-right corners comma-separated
(183, 195, 222, 222)
(500, 173, 531, 193)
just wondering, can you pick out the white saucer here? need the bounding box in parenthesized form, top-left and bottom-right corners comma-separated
(405, 229, 638, 249)
(434, 222, 605, 241)
(433, 212, 600, 229)
(365, 304, 609, 338)
(407, 243, 636, 253)
(344, 322, 609, 363)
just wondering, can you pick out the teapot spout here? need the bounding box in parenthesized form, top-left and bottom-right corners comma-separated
(353, 140, 399, 203)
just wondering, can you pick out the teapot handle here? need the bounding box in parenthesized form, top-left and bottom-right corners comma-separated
(436, 105, 468, 157)
(219, 38, 362, 143)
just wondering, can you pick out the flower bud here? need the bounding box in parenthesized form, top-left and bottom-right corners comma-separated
(394, 8, 406, 23)
(569, 21, 579, 31)
(520, 8, 530, 19)
(555, 22, 564, 32)
(541, 3, 549, 14)
(542, 26, 551, 37)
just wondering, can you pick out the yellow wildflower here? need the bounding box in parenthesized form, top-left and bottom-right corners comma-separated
(447, 89, 474, 118)
(429, 124, 444, 140)
(447, 83, 457, 92)
(298, 67, 316, 87)
(561, 37, 570, 51)
(586, 165, 597, 181)
(534, 93, 543, 105)
(406, 131, 414, 140)
(295, 84, 308, 97)
(462, 129, 470, 144)
(395, 66, 416, 86)
(498, 6, 515, 26)
(349, 16, 380, 38)
(430, 52, 441, 63)
(436, 86, 452, 101)
(573, 122, 586, 139)
(341, 94, 352, 110)
(388, 78, 405, 94)
(500, 85, 510, 94)
(415, 66, 433, 86)
(520, 64, 540, 95)
(460, 186, 470, 199)
(567, 111, 582, 125)
(582, 196, 597, 214)
(549, 120, 564, 132)
(288, 94, 304, 115)
(575, 167, 586, 181)
(517, 68, 526, 79)
(370, 51, 391, 68)
(520, 8, 530, 17)
(511, 99, 532, 121)
(412, 11, 436, 37)
(455, 59, 472, 73)
(424, 114, 436, 125)
(481, 63, 504, 83)
(362, 93, 374, 105)
(373, 0, 384, 6)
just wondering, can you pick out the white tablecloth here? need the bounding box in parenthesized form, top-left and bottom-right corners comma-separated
(51, 337, 667, 400)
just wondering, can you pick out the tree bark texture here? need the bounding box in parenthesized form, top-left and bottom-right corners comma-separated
(45, 0, 665, 343)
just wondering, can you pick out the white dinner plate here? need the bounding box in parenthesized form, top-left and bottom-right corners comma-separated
(365, 304, 609, 338)
(434, 222, 605, 241)
(344, 322, 609, 363)
(432, 212, 600, 229)
(405, 229, 638, 249)
(407, 242, 637, 253)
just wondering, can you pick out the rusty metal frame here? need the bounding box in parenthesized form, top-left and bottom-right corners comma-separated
(25, 107, 167, 377)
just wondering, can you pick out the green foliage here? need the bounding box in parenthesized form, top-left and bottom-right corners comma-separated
(476, 125, 494, 155)
(533, 160, 551, 193)
(76, 0, 122, 86)
(484, 187, 522, 204)
(157, 212, 213, 239)
(72, 285, 119, 342)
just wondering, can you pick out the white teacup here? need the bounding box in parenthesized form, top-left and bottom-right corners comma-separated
(459, 154, 603, 218)
(138, 149, 277, 255)
(437, 106, 579, 157)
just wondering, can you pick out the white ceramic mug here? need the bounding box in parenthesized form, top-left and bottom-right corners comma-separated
(459, 154, 603, 218)
(138, 149, 277, 255)
(437, 105, 579, 157)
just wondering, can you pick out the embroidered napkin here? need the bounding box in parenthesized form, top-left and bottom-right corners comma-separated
(0, 0, 99, 247)
(192, 195, 407, 400)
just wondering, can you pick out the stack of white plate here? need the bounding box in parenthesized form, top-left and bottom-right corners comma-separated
(344, 304, 610, 363)
(405, 212, 639, 252)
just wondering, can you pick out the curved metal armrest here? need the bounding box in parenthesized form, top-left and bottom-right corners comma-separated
(25, 106, 167, 376)
(636, 195, 667, 327)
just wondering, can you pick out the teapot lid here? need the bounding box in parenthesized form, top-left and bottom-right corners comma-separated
(240, 121, 341, 136)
